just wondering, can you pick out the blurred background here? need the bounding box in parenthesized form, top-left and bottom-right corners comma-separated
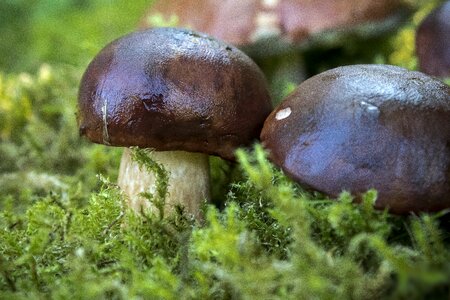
(0, 0, 444, 74)
(0, 0, 151, 72)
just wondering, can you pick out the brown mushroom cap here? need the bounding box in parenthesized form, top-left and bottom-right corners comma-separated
(139, 0, 407, 52)
(416, 1, 450, 77)
(261, 64, 450, 214)
(78, 27, 272, 160)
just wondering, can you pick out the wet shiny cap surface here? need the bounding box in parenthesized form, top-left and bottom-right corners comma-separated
(78, 27, 272, 160)
(261, 65, 450, 214)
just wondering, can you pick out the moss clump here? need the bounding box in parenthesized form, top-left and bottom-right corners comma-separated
(1, 140, 449, 298)
(0, 65, 122, 210)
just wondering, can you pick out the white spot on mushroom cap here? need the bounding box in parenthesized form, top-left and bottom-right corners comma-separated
(360, 101, 380, 117)
(275, 107, 292, 120)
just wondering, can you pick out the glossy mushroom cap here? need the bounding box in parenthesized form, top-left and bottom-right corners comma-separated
(416, 1, 450, 77)
(78, 28, 272, 160)
(139, 0, 407, 51)
(261, 65, 450, 214)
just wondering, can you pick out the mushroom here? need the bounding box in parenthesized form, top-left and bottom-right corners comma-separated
(260, 64, 450, 214)
(78, 27, 272, 218)
(416, 1, 450, 78)
(139, 0, 407, 50)
(139, 0, 409, 104)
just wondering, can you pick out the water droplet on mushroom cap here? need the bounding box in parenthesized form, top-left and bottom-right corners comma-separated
(142, 94, 165, 112)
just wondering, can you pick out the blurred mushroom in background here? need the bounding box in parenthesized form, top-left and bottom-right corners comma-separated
(416, 0, 450, 78)
(139, 0, 411, 104)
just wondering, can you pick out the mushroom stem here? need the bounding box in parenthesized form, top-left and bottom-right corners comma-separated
(118, 148, 210, 219)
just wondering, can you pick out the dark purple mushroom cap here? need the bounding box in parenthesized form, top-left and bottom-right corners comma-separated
(416, 1, 450, 77)
(78, 27, 272, 160)
(261, 64, 450, 214)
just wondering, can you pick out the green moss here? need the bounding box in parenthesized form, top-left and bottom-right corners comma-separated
(0, 0, 153, 72)
(0, 65, 122, 208)
(1, 139, 449, 298)
(131, 148, 170, 219)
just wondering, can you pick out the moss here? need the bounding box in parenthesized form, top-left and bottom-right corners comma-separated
(131, 148, 170, 220)
(0, 0, 153, 72)
(1, 144, 449, 299)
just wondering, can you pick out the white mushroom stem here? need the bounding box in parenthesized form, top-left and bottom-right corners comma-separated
(117, 148, 210, 219)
